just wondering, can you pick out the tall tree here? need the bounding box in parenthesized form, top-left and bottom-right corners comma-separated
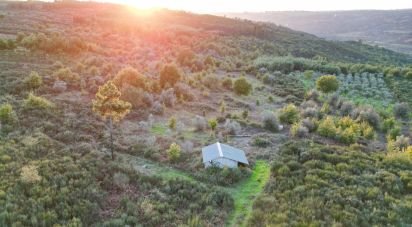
(93, 81, 131, 160)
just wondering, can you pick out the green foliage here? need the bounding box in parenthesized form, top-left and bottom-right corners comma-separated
(317, 116, 337, 138)
(316, 75, 339, 94)
(19, 32, 87, 54)
(0, 103, 16, 125)
(160, 64, 181, 87)
(233, 77, 252, 95)
(249, 141, 412, 226)
(23, 71, 42, 91)
(92, 81, 131, 122)
(290, 122, 308, 138)
(0, 39, 16, 50)
(167, 142, 181, 161)
(304, 70, 314, 79)
(114, 67, 146, 89)
(208, 118, 218, 131)
(53, 67, 79, 85)
(279, 104, 300, 124)
(168, 116, 176, 130)
(255, 56, 341, 74)
(23, 93, 54, 110)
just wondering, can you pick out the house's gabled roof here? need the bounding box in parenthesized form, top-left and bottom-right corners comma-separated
(202, 142, 249, 165)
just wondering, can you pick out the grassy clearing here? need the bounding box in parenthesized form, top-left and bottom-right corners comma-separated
(226, 160, 270, 227)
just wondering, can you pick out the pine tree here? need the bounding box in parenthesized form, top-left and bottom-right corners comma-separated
(93, 81, 131, 160)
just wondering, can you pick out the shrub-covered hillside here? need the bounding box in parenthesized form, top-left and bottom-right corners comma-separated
(0, 1, 411, 226)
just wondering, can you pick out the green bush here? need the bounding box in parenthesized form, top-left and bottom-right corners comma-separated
(53, 67, 79, 85)
(23, 93, 54, 110)
(233, 77, 252, 95)
(317, 116, 337, 138)
(23, 71, 42, 91)
(0, 103, 16, 125)
(167, 143, 181, 161)
(316, 75, 339, 94)
(279, 104, 300, 124)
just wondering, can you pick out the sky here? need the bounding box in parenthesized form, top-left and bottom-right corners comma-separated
(105, 0, 412, 13)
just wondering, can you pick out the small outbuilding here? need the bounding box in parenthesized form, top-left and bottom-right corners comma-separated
(202, 142, 249, 168)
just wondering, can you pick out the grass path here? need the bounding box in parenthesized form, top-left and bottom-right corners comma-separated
(116, 153, 270, 226)
(225, 161, 270, 227)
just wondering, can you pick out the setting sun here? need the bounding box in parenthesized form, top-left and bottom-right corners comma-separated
(111, 0, 412, 12)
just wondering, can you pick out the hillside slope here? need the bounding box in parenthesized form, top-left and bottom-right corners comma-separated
(222, 9, 412, 55)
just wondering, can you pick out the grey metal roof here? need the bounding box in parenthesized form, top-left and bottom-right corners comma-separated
(202, 142, 249, 165)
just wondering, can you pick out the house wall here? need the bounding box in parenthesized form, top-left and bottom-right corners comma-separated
(204, 158, 238, 168)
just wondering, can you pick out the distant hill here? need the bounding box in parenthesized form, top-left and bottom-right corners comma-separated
(221, 10, 412, 55)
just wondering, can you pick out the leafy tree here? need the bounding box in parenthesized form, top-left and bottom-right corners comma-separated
(24, 71, 42, 91)
(160, 64, 181, 88)
(20, 165, 41, 184)
(233, 77, 252, 95)
(167, 142, 181, 161)
(92, 81, 131, 160)
(316, 75, 339, 94)
(317, 116, 337, 138)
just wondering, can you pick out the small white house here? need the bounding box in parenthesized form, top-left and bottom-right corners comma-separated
(202, 142, 249, 168)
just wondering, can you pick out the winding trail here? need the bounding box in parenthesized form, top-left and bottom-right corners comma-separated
(116, 153, 270, 226)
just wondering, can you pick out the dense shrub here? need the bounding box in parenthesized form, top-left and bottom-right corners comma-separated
(290, 122, 309, 138)
(160, 88, 176, 107)
(177, 48, 195, 66)
(174, 82, 195, 101)
(357, 108, 380, 128)
(113, 67, 146, 89)
(316, 75, 339, 94)
(233, 77, 252, 95)
(203, 74, 219, 89)
(279, 104, 300, 124)
(121, 86, 153, 109)
(223, 119, 241, 135)
(394, 102, 409, 119)
(0, 103, 16, 125)
(193, 115, 207, 131)
(194, 166, 251, 186)
(160, 64, 181, 88)
(222, 77, 233, 90)
(251, 141, 412, 226)
(301, 118, 317, 132)
(23, 93, 54, 110)
(23, 71, 42, 91)
(317, 116, 337, 138)
(167, 143, 181, 161)
(262, 111, 279, 132)
(340, 101, 355, 116)
(53, 67, 79, 85)
(305, 89, 320, 102)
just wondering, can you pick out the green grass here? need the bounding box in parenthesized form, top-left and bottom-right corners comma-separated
(226, 160, 270, 227)
(150, 123, 167, 135)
